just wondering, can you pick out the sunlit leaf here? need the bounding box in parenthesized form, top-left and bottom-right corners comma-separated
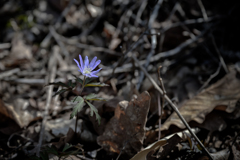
(85, 82, 109, 87)
(70, 96, 85, 119)
(86, 101, 101, 124)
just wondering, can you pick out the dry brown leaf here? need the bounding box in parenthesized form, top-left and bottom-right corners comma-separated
(130, 139, 167, 160)
(97, 91, 151, 157)
(211, 148, 230, 160)
(232, 143, 240, 160)
(161, 69, 240, 132)
(89, 96, 124, 135)
(0, 99, 21, 135)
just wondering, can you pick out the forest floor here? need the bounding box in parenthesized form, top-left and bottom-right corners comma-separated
(0, 0, 240, 159)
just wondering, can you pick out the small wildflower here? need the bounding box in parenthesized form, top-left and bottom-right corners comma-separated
(74, 55, 102, 78)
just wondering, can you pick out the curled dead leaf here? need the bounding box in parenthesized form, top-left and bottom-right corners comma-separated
(161, 70, 240, 133)
(97, 91, 151, 157)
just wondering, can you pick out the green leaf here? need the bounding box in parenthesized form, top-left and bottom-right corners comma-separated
(85, 77, 96, 84)
(85, 93, 106, 101)
(86, 101, 101, 124)
(62, 143, 72, 152)
(85, 93, 98, 99)
(40, 151, 49, 160)
(53, 89, 69, 97)
(67, 80, 76, 88)
(73, 96, 84, 103)
(89, 98, 106, 101)
(73, 75, 83, 84)
(45, 146, 58, 156)
(70, 96, 85, 119)
(85, 82, 109, 87)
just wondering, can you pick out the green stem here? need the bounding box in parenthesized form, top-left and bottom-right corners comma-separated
(75, 76, 86, 133)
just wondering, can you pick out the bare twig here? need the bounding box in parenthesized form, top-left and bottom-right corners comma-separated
(211, 35, 229, 73)
(131, 55, 214, 160)
(136, 29, 156, 90)
(112, 31, 145, 75)
(79, 0, 106, 39)
(157, 94, 162, 140)
(198, 62, 221, 92)
(0, 43, 11, 50)
(157, 66, 167, 140)
(35, 46, 58, 156)
(58, 34, 122, 56)
(136, 0, 163, 90)
(118, 29, 206, 72)
(134, 0, 147, 26)
(0, 68, 20, 80)
(197, 0, 208, 21)
(50, 26, 70, 57)
(40, 0, 76, 48)
(196, 0, 228, 74)
(160, 16, 217, 34)
(153, 29, 206, 60)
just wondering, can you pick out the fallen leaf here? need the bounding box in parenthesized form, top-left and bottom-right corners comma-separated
(232, 142, 240, 160)
(89, 96, 124, 135)
(97, 91, 151, 157)
(4, 32, 32, 67)
(0, 99, 21, 135)
(211, 148, 230, 160)
(130, 139, 167, 160)
(161, 69, 240, 133)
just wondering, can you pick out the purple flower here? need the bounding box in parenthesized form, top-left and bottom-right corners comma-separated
(74, 55, 102, 78)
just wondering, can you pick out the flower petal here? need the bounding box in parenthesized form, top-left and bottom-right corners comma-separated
(79, 55, 84, 70)
(89, 56, 97, 70)
(92, 60, 101, 70)
(91, 68, 102, 76)
(90, 74, 98, 77)
(85, 73, 92, 77)
(84, 56, 89, 68)
(74, 59, 83, 73)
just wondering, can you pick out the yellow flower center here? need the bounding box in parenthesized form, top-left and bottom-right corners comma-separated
(83, 67, 92, 74)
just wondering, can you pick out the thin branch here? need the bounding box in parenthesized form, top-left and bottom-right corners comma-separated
(198, 62, 221, 92)
(35, 46, 58, 156)
(157, 66, 167, 140)
(40, 0, 76, 48)
(211, 35, 229, 73)
(58, 34, 122, 57)
(136, 0, 163, 90)
(134, 0, 148, 26)
(50, 26, 70, 57)
(79, 0, 106, 39)
(0, 43, 11, 49)
(131, 55, 214, 160)
(197, 0, 208, 21)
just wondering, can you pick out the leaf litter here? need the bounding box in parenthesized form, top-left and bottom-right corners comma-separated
(0, 0, 240, 159)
